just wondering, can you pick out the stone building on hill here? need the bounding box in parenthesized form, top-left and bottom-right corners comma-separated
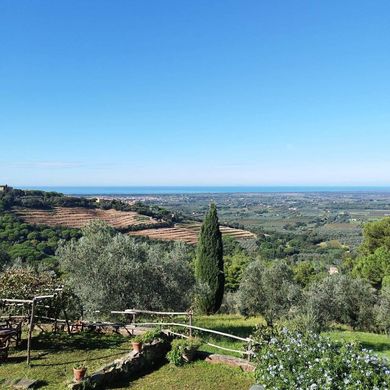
(0, 185, 12, 193)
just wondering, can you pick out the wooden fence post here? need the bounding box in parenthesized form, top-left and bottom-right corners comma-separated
(27, 299, 36, 365)
(246, 340, 252, 362)
(63, 309, 71, 335)
(188, 310, 193, 337)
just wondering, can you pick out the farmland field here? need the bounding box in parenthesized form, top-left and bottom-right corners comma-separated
(14, 207, 256, 244)
(14, 207, 159, 229)
(124, 191, 390, 251)
(129, 222, 256, 244)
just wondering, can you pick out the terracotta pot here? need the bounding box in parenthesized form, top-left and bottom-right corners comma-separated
(132, 341, 142, 353)
(73, 367, 87, 382)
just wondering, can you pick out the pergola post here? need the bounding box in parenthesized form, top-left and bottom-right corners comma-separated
(27, 298, 36, 365)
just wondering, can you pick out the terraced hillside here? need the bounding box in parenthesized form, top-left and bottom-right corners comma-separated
(14, 208, 256, 244)
(14, 207, 158, 229)
(129, 222, 256, 244)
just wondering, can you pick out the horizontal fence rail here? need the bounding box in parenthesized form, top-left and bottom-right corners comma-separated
(113, 309, 255, 360)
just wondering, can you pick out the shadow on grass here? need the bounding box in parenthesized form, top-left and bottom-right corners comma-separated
(31, 351, 127, 368)
(193, 324, 256, 339)
(328, 330, 390, 356)
(0, 379, 48, 389)
(359, 341, 390, 354)
(30, 332, 127, 353)
(2, 355, 27, 364)
(33, 380, 49, 389)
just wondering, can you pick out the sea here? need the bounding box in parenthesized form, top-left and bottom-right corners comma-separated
(20, 186, 390, 196)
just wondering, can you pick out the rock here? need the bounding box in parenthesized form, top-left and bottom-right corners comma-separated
(249, 386, 265, 390)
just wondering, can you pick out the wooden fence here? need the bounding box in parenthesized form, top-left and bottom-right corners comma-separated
(112, 309, 255, 360)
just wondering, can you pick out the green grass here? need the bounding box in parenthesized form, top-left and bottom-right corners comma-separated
(0, 332, 129, 389)
(324, 330, 390, 360)
(1, 315, 389, 390)
(112, 360, 254, 390)
(192, 314, 263, 357)
(108, 314, 259, 389)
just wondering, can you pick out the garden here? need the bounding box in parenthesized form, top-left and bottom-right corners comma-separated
(0, 314, 389, 389)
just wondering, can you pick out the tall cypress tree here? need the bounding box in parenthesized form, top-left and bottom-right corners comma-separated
(195, 203, 224, 314)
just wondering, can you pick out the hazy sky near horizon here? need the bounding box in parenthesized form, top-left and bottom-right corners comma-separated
(1, 1, 390, 186)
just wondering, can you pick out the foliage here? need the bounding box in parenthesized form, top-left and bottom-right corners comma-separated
(0, 188, 95, 211)
(325, 330, 390, 360)
(58, 221, 194, 318)
(0, 267, 55, 299)
(252, 326, 390, 390)
(167, 337, 202, 366)
(73, 362, 87, 369)
(292, 261, 318, 288)
(195, 203, 224, 314)
(360, 217, 390, 255)
(0, 249, 10, 270)
(0, 187, 188, 268)
(0, 212, 80, 265)
(238, 260, 301, 326)
(375, 286, 390, 334)
(223, 236, 253, 292)
(224, 251, 252, 292)
(353, 246, 390, 289)
(302, 274, 376, 332)
(133, 328, 162, 344)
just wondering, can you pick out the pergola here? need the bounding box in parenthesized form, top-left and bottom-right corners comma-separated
(0, 294, 56, 364)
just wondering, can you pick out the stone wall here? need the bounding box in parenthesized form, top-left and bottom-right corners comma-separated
(69, 333, 172, 390)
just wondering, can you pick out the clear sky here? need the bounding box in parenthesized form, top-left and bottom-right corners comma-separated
(1, 0, 389, 186)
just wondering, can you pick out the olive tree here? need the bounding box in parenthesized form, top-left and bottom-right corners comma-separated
(375, 286, 390, 334)
(303, 273, 376, 331)
(238, 260, 301, 326)
(58, 221, 194, 318)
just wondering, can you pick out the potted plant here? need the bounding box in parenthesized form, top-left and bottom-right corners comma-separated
(140, 328, 162, 344)
(73, 362, 87, 382)
(131, 328, 161, 353)
(167, 337, 202, 366)
(131, 334, 143, 353)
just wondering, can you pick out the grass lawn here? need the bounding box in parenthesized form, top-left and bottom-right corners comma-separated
(325, 330, 390, 360)
(0, 332, 129, 390)
(112, 360, 254, 390)
(193, 314, 263, 357)
(0, 315, 389, 389)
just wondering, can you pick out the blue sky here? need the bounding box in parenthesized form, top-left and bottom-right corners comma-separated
(1, 0, 389, 186)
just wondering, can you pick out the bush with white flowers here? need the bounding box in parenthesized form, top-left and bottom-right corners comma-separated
(252, 326, 390, 390)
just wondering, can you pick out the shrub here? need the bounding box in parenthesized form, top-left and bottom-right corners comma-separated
(238, 260, 301, 326)
(0, 267, 55, 299)
(133, 328, 162, 344)
(302, 274, 376, 332)
(252, 326, 390, 390)
(375, 286, 390, 334)
(353, 246, 390, 289)
(167, 337, 202, 366)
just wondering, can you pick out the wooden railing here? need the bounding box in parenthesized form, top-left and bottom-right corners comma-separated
(112, 309, 255, 360)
